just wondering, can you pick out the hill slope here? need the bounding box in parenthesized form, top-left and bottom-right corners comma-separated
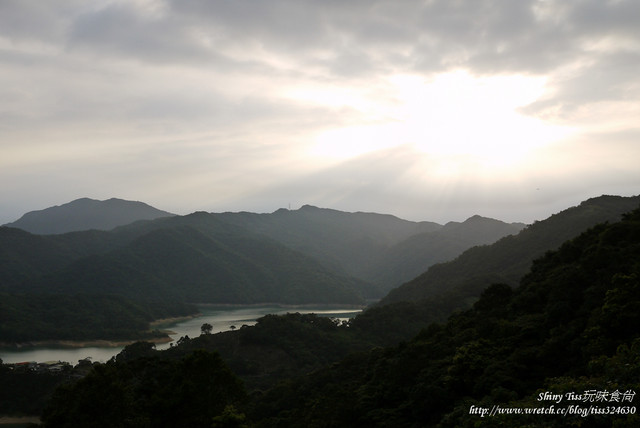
(36, 205, 640, 427)
(4, 197, 174, 234)
(215, 205, 441, 278)
(3, 200, 524, 297)
(366, 215, 525, 288)
(248, 204, 640, 426)
(379, 194, 640, 307)
(214, 206, 523, 292)
(1, 211, 374, 342)
(23, 220, 370, 306)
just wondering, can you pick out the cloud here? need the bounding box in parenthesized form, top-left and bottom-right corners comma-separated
(54, 0, 640, 113)
(6, 1, 639, 99)
(0, 0, 638, 224)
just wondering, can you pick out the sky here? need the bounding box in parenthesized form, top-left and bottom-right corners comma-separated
(1, 0, 639, 225)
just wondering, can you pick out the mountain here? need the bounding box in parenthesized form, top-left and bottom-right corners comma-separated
(36, 205, 640, 426)
(22, 215, 371, 306)
(3, 195, 635, 344)
(245, 203, 640, 427)
(213, 206, 523, 292)
(0, 226, 130, 288)
(214, 205, 441, 278)
(1, 211, 374, 342)
(2, 200, 523, 298)
(378, 194, 640, 307)
(3, 197, 174, 234)
(364, 215, 525, 288)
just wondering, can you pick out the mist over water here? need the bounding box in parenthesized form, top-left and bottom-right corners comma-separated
(0, 305, 361, 364)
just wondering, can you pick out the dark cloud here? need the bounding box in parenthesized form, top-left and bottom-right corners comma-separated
(67, 2, 224, 65)
(51, 0, 639, 109)
(0, 0, 76, 42)
(6, 0, 636, 85)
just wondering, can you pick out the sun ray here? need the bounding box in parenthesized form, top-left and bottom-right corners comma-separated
(306, 71, 574, 168)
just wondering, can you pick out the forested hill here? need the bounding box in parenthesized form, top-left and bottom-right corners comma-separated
(1, 211, 374, 306)
(36, 205, 640, 427)
(1, 196, 633, 344)
(214, 205, 525, 291)
(0, 212, 373, 342)
(247, 204, 640, 426)
(0, 200, 521, 343)
(214, 205, 441, 282)
(379, 194, 640, 307)
(4, 197, 174, 234)
(365, 214, 525, 289)
(1, 202, 523, 303)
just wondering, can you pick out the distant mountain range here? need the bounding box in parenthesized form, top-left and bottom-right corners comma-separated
(3, 197, 174, 234)
(2, 199, 525, 294)
(2, 194, 637, 343)
(31, 203, 640, 427)
(0, 213, 371, 307)
(214, 205, 525, 291)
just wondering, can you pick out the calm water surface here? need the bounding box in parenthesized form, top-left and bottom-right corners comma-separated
(0, 305, 361, 364)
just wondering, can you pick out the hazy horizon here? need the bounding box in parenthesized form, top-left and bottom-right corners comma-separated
(4, 193, 638, 229)
(2, 1, 639, 225)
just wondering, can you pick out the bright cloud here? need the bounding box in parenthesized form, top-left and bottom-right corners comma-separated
(308, 71, 574, 170)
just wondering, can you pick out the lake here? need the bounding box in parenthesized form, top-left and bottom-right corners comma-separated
(0, 305, 362, 365)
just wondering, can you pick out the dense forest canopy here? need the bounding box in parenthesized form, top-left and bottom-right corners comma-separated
(245, 206, 640, 426)
(11, 203, 639, 427)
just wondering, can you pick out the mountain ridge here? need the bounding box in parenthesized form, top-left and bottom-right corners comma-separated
(362, 214, 526, 288)
(0, 199, 527, 343)
(3, 194, 636, 344)
(3, 197, 175, 234)
(213, 205, 524, 290)
(378, 194, 640, 307)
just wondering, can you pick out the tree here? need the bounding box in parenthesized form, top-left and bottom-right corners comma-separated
(201, 323, 213, 335)
(211, 405, 249, 428)
(41, 350, 247, 428)
(114, 341, 156, 362)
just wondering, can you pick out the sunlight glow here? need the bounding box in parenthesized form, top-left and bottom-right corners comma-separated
(306, 71, 574, 169)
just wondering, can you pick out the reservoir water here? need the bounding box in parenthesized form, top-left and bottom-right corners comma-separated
(0, 305, 362, 364)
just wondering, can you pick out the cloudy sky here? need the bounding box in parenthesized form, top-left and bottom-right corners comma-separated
(1, 0, 639, 225)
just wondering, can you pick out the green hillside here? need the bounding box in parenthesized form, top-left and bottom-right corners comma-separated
(365, 215, 525, 288)
(0, 212, 372, 342)
(215, 205, 524, 291)
(215, 205, 442, 280)
(2, 195, 636, 346)
(380, 194, 640, 307)
(31, 204, 640, 427)
(248, 205, 640, 426)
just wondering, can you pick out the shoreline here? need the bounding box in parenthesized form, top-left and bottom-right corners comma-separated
(194, 302, 367, 309)
(1, 315, 200, 350)
(0, 304, 366, 351)
(150, 313, 201, 327)
(0, 335, 174, 351)
(0, 416, 41, 425)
